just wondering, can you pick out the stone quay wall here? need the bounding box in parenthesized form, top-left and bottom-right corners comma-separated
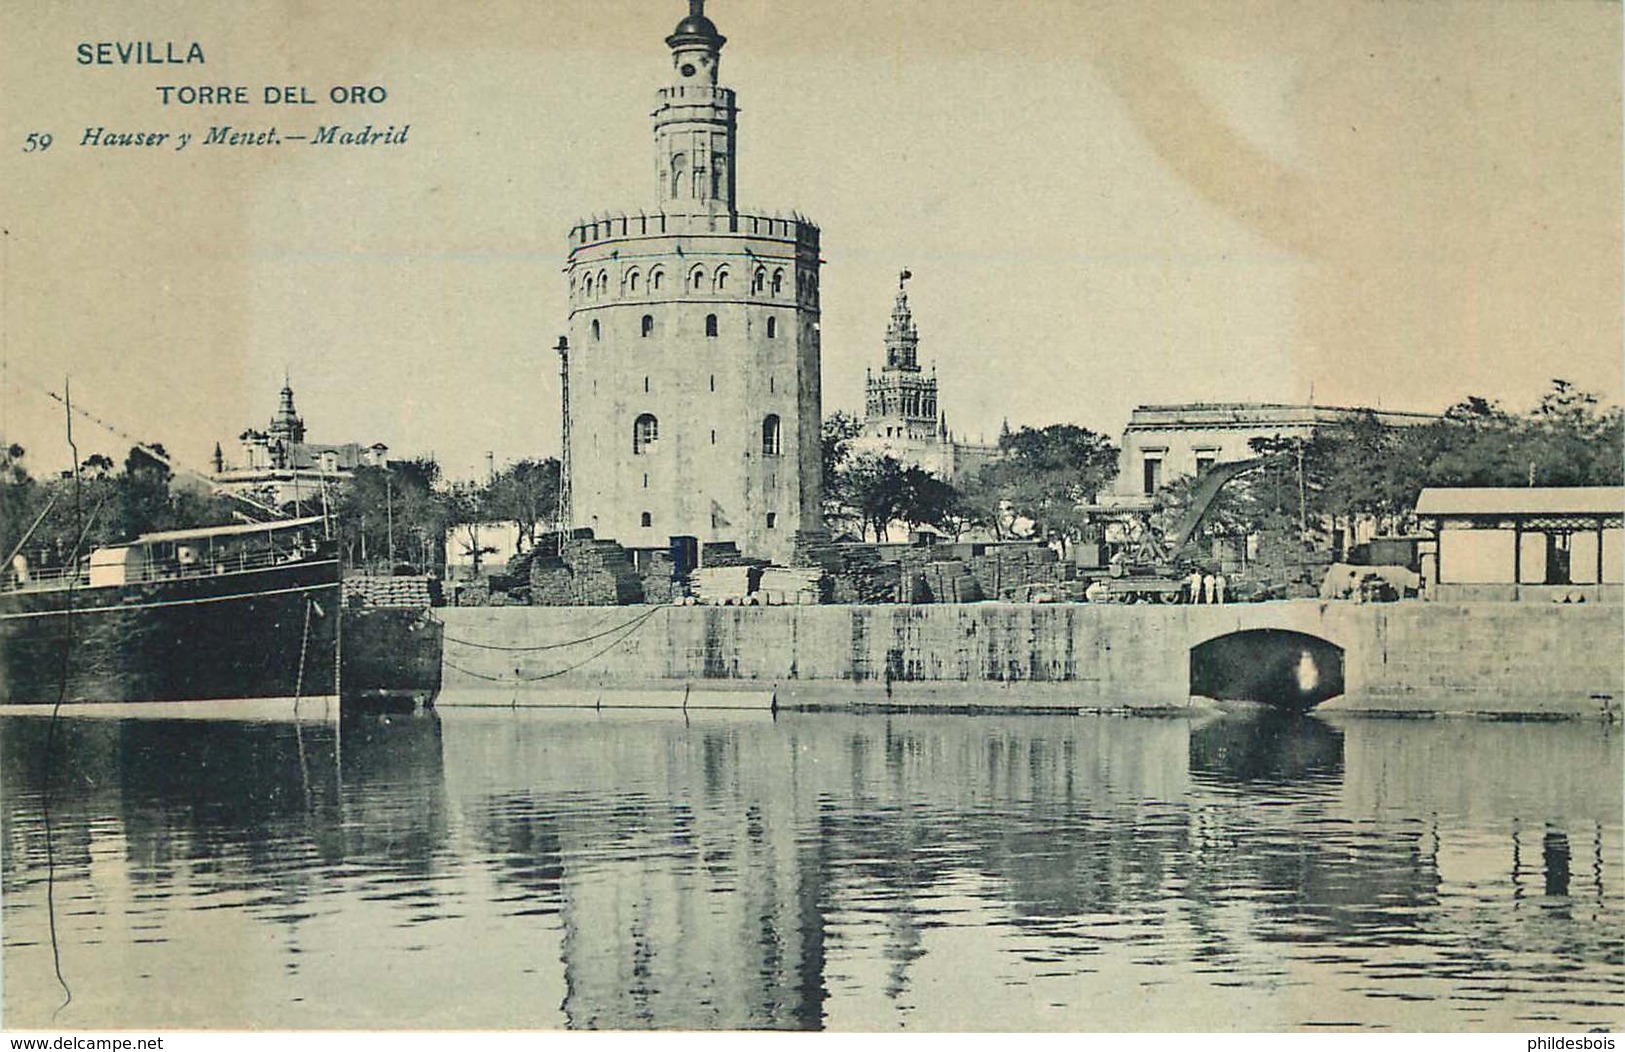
(434, 600, 1624, 718)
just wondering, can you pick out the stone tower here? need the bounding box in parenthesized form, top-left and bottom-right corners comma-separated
(862, 271, 940, 446)
(563, 1, 823, 564)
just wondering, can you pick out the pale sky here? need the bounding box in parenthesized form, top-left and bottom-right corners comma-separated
(2, 0, 1619, 480)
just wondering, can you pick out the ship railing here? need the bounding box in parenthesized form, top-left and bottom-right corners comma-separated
(2, 544, 323, 592)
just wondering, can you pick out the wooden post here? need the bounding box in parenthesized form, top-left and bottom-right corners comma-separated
(1512, 518, 1522, 597)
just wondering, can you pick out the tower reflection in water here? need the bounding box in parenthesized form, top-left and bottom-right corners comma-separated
(2, 708, 1618, 1031)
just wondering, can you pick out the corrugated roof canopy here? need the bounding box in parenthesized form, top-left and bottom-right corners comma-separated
(134, 516, 326, 545)
(1414, 487, 1624, 517)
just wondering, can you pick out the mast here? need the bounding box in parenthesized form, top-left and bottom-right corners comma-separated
(555, 335, 571, 533)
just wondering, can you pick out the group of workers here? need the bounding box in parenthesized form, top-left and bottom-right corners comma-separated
(1186, 570, 1228, 604)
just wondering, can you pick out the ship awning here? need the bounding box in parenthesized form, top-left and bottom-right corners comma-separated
(134, 516, 326, 545)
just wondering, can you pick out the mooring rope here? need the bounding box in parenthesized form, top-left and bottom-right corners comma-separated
(293, 597, 312, 714)
(436, 609, 658, 653)
(442, 604, 664, 684)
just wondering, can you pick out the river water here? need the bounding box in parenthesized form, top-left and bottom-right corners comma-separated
(2, 707, 1620, 1031)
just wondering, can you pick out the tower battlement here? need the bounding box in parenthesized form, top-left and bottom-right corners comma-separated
(568, 210, 819, 251)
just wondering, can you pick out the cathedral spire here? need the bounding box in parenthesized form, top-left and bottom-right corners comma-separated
(885, 269, 920, 371)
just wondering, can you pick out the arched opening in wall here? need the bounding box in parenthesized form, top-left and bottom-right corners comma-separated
(628, 271, 641, 294)
(705, 314, 718, 337)
(1190, 629, 1345, 712)
(766, 316, 777, 339)
(584, 274, 594, 297)
(690, 266, 707, 292)
(771, 269, 784, 296)
(640, 511, 652, 528)
(652, 270, 664, 292)
(591, 319, 600, 342)
(715, 267, 729, 292)
(753, 269, 765, 294)
(597, 270, 608, 296)
(766, 512, 777, 529)
(633, 413, 659, 455)
(641, 314, 654, 337)
(762, 414, 782, 456)
(671, 153, 687, 198)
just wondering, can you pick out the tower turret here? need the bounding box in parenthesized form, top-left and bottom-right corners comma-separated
(654, 0, 736, 213)
(885, 269, 920, 371)
(269, 376, 306, 445)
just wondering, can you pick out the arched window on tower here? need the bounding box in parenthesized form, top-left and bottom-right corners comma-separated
(651, 269, 664, 292)
(771, 269, 784, 296)
(640, 511, 653, 528)
(762, 414, 782, 456)
(671, 153, 687, 198)
(690, 266, 707, 292)
(597, 270, 608, 297)
(711, 156, 727, 200)
(753, 269, 765, 294)
(705, 314, 718, 337)
(766, 316, 777, 339)
(633, 413, 659, 454)
(591, 319, 600, 342)
(641, 314, 654, 338)
(627, 270, 640, 294)
(715, 267, 728, 292)
(584, 274, 594, 297)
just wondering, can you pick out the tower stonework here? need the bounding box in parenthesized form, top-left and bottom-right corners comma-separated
(851, 271, 1002, 484)
(564, 1, 822, 565)
(862, 272, 940, 447)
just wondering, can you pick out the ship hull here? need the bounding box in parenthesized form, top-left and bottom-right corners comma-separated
(340, 605, 444, 711)
(0, 560, 341, 707)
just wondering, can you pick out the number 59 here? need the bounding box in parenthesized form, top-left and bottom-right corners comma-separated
(23, 133, 52, 152)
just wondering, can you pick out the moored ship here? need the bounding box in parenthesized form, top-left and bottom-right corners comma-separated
(0, 516, 341, 712)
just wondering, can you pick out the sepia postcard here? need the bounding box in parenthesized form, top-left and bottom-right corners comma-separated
(1, 0, 1621, 1037)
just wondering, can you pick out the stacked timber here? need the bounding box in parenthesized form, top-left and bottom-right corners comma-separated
(965, 544, 1070, 601)
(913, 559, 985, 603)
(756, 566, 827, 605)
(639, 550, 677, 605)
(825, 547, 903, 603)
(527, 538, 645, 605)
(701, 542, 750, 568)
(693, 565, 756, 604)
(343, 574, 437, 608)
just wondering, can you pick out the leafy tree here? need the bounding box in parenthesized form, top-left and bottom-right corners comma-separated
(841, 454, 908, 541)
(485, 458, 561, 553)
(442, 480, 497, 576)
(896, 465, 962, 535)
(820, 411, 862, 528)
(336, 461, 447, 573)
(975, 424, 1119, 553)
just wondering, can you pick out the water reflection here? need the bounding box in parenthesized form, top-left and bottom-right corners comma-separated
(2, 709, 1620, 1031)
(1188, 711, 1344, 787)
